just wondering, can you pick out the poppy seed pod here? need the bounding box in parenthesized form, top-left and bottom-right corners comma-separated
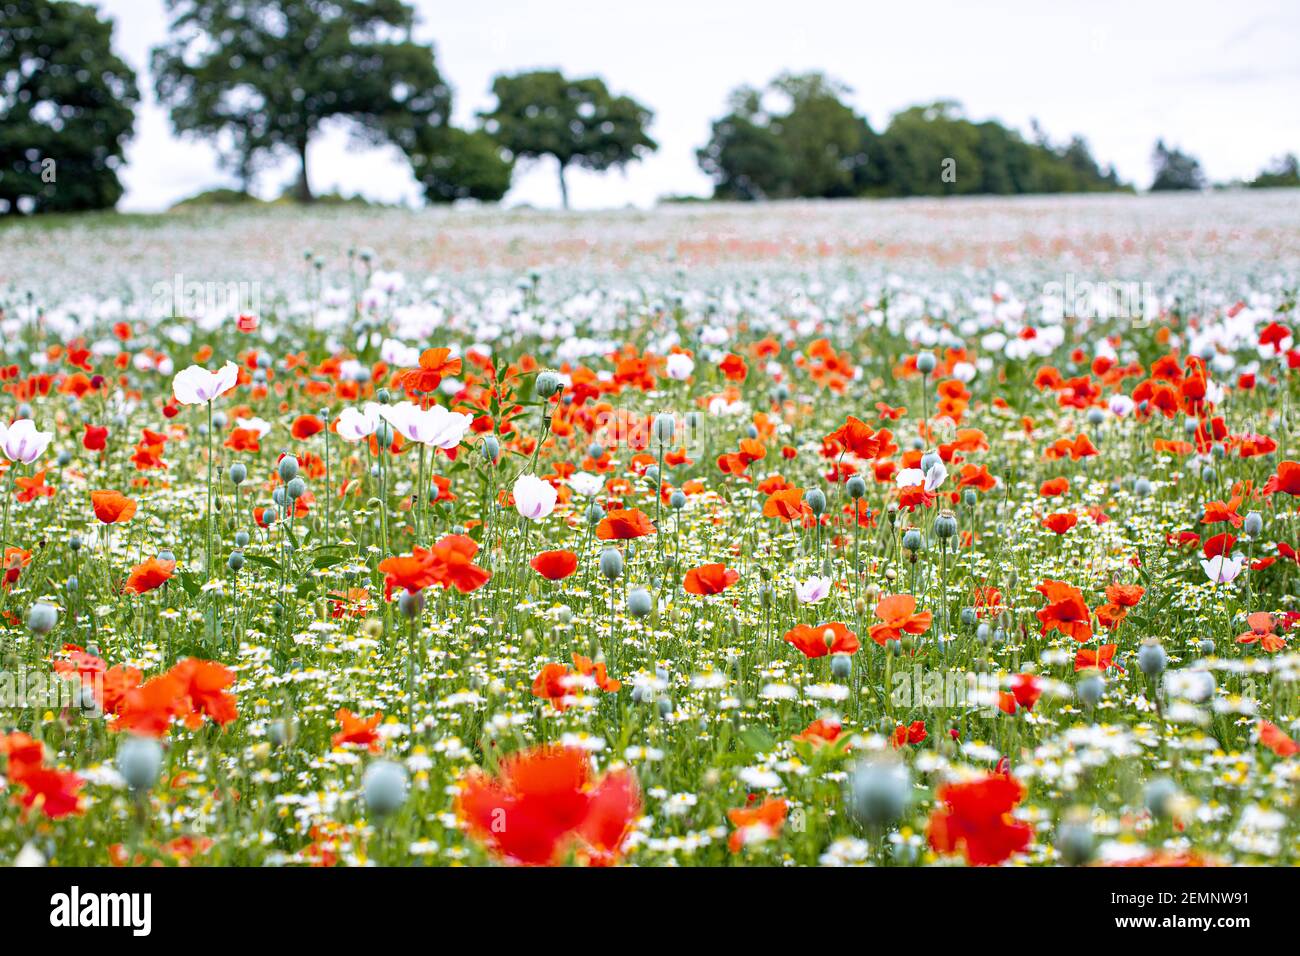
(1197, 638, 1215, 655)
(962, 488, 977, 507)
(848, 759, 911, 826)
(1134, 477, 1152, 497)
(227, 551, 245, 572)
(228, 463, 247, 485)
(117, 735, 163, 791)
(1243, 511, 1263, 537)
(901, 528, 923, 551)
(27, 602, 58, 635)
(1143, 777, 1179, 818)
(920, 450, 941, 473)
(269, 718, 296, 747)
(278, 456, 299, 482)
(362, 760, 409, 816)
(235, 531, 250, 547)
(1137, 639, 1167, 677)
(599, 547, 624, 581)
(286, 476, 307, 500)
(653, 413, 676, 445)
(587, 443, 604, 460)
(1077, 672, 1105, 708)
(480, 435, 500, 463)
(846, 475, 867, 499)
(535, 370, 562, 398)
(933, 510, 958, 540)
(398, 589, 425, 618)
(804, 488, 827, 516)
(1057, 808, 1095, 866)
(916, 351, 937, 374)
(627, 588, 652, 618)
(830, 653, 852, 679)
(669, 490, 686, 510)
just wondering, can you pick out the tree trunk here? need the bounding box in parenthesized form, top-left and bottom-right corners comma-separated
(557, 159, 569, 210)
(296, 138, 313, 203)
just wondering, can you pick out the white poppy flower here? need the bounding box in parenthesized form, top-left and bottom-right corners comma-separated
(172, 361, 239, 405)
(513, 473, 557, 520)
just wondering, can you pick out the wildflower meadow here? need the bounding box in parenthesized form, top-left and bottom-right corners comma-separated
(1, 192, 1299, 872)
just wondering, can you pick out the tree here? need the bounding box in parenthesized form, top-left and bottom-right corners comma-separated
(1250, 153, 1300, 189)
(879, 101, 983, 197)
(698, 73, 878, 200)
(481, 70, 656, 208)
(151, 0, 451, 202)
(0, 0, 138, 214)
(1150, 139, 1205, 191)
(407, 127, 513, 203)
(769, 73, 876, 198)
(696, 86, 790, 200)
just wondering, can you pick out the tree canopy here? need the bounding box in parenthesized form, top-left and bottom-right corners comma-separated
(481, 70, 657, 208)
(698, 74, 1127, 201)
(0, 0, 139, 214)
(406, 127, 513, 204)
(151, 0, 451, 202)
(1250, 153, 1300, 189)
(1150, 139, 1206, 191)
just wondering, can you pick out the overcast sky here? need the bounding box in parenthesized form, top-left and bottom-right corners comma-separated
(94, 0, 1300, 211)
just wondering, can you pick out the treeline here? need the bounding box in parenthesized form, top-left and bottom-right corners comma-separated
(2, 0, 1298, 215)
(697, 74, 1126, 200)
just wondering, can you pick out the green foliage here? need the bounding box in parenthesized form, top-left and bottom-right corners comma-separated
(0, 0, 139, 214)
(150, 0, 451, 202)
(1250, 154, 1300, 189)
(167, 188, 265, 211)
(698, 75, 1129, 201)
(1150, 139, 1206, 191)
(407, 127, 513, 204)
(482, 70, 657, 207)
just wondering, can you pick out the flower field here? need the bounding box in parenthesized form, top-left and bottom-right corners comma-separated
(1, 192, 1299, 868)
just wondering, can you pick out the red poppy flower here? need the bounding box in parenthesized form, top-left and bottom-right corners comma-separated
(124, 557, 175, 594)
(290, 414, 325, 440)
(826, 416, 882, 459)
(728, 797, 787, 852)
(457, 745, 639, 866)
(91, 489, 137, 524)
(763, 488, 808, 521)
(784, 621, 860, 657)
(794, 717, 844, 747)
(683, 562, 739, 595)
(1236, 612, 1286, 653)
(892, 720, 927, 747)
(1074, 643, 1121, 671)
(530, 549, 578, 580)
(927, 772, 1031, 866)
(1038, 477, 1069, 497)
(718, 353, 748, 381)
(1263, 460, 1300, 496)
(1258, 720, 1299, 757)
(596, 508, 656, 540)
(1042, 512, 1077, 534)
(83, 424, 108, 451)
(1035, 579, 1092, 643)
(868, 594, 933, 646)
(332, 709, 383, 752)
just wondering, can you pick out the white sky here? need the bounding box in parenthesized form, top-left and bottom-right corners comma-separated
(94, 0, 1300, 211)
